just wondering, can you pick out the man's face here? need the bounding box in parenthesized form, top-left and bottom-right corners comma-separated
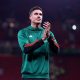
(29, 10, 43, 24)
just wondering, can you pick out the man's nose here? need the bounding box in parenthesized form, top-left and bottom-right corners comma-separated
(37, 16, 40, 18)
(37, 14, 41, 18)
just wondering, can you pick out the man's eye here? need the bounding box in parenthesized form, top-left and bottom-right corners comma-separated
(34, 13, 42, 15)
(34, 13, 38, 15)
(39, 13, 42, 15)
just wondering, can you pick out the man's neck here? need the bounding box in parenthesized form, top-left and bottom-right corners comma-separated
(31, 23, 41, 28)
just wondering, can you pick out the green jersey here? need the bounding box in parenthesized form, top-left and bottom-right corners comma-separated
(17, 25, 59, 79)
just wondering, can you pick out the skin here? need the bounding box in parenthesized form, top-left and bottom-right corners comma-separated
(29, 9, 51, 40)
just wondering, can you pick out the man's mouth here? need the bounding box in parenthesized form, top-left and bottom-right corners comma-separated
(37, 18, 41, 21)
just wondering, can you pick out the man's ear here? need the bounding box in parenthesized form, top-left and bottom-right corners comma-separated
(29, 14, 31, 20)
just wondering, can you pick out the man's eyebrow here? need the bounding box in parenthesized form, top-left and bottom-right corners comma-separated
(34, 12, 38, 14)
(34, 12, 42, 15)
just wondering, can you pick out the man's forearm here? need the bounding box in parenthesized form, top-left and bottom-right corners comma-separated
(24, 39, 44, 53)
(48, 36, 60, 53)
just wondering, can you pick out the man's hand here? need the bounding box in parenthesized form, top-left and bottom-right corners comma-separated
(43, 21, 51, 32)
(42, 21, 51, 40)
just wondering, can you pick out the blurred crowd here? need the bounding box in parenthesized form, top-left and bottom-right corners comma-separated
(0, 17, 80, 55)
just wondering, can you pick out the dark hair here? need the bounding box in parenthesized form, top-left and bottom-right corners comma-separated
(29, 6, 43, 16)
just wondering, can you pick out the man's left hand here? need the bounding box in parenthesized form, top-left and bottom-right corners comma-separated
(43, 21, 51, 37)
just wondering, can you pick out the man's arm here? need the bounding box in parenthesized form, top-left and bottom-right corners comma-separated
(18, 30, 45, 54)
(43, 21, 60, 54)
(24, 39, 44, 53)
(48, 35, 60, 54)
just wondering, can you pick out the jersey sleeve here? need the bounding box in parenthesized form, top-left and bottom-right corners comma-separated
(18, 30, 44, 54)
(48, 31, 60, 55)
(17, 30, 29, 52)
(50, 31, 58, 44)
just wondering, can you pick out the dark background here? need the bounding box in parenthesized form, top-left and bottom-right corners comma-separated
(0, 0, 80, 80)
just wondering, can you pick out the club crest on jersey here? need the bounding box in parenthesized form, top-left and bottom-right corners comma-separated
(29, 35, 32, 38)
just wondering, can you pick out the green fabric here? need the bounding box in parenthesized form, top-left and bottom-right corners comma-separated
(17, 25, 57, 79)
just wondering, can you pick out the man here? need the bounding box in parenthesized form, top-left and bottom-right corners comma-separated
(18, 6, 59, 80)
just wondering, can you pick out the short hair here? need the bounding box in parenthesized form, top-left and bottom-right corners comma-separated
(29, 6, 43, 16)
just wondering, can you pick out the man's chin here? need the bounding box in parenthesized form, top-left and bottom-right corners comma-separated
(35, 21, 42, 24)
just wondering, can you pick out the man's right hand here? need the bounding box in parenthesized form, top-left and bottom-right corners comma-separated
(42, 21, 51, 41)
(42, 29, 49, 41)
